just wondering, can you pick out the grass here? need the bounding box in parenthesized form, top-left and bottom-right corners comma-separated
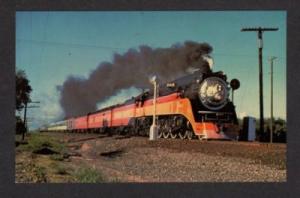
(17, 133, 66, 154)
(34, 166, 47, 182)
(50, 154, 65, 161)
(74, 167, 105, 183)
(16, 133, 108, 183)
(51, 163, 69, 175)
(56, 167, 68, 175)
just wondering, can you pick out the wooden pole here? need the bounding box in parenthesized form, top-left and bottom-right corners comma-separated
(269, 56, 276, 143)
(241, 27, 278, 141)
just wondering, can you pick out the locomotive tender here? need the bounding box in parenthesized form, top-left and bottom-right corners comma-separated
(46, 69, 240, 140)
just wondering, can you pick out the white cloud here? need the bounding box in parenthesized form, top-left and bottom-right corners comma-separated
(26, 87, 63, 130)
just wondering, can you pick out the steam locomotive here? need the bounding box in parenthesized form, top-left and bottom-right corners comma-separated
(45, 66, 240, 140)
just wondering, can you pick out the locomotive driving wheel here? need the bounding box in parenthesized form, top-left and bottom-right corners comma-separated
(185, 121, 194, 140)
(163, 128, 171, 138)
(170, 116, 182, 139)
(170, 131, 178, 139)
(157, 119, 165, 138)
(198, 135, 206, 141)
(158, 129, 163, 138)
(160, 119, 171, 139)
(178, 129, 187, 139)
(186, 130, 194, 140)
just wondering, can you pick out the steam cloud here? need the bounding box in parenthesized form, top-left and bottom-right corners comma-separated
(59, 41, 213, 117)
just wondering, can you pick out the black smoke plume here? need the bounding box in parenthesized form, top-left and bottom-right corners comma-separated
(59, 41, 213, 117)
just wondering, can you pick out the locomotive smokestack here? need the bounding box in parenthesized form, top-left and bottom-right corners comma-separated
(202, 55, 214, 69)
(59, 41, 213, 117)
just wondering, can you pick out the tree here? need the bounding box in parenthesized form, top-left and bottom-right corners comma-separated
(16, 69, 32, 137)
(16, 115, 26, 135)
(16, 70, 32, 111)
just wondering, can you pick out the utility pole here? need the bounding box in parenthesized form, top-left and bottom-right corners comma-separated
(269, 56, 276, 143)
(22, 102, 27, 141)
(22, 101, 40, 140)
(241, 27, 278, 140)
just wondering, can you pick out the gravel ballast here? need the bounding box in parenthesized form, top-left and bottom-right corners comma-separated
(54, 133, 286, 182)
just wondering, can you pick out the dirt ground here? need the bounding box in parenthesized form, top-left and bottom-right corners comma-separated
(16, 132, 286, 182)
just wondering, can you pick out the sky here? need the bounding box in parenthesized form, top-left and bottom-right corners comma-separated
(16, 11, 286, 130)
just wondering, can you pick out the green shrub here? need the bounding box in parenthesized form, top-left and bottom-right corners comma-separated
(34, 166, 47, 182)
(50, 154, 64, 161)
(20, 133, 65, 154)
(55, 165, 68, 175)
(74, 168, 105, 183)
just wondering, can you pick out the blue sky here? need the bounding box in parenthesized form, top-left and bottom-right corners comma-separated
(16, 11, 286, 130)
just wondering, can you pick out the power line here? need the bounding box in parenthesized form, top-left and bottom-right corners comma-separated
(212, 53, 284, 60)
(17, 38, 285, 60)
(16, 38, 127, 51)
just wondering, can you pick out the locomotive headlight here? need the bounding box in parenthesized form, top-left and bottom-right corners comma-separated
(198, 77, 229, 110)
